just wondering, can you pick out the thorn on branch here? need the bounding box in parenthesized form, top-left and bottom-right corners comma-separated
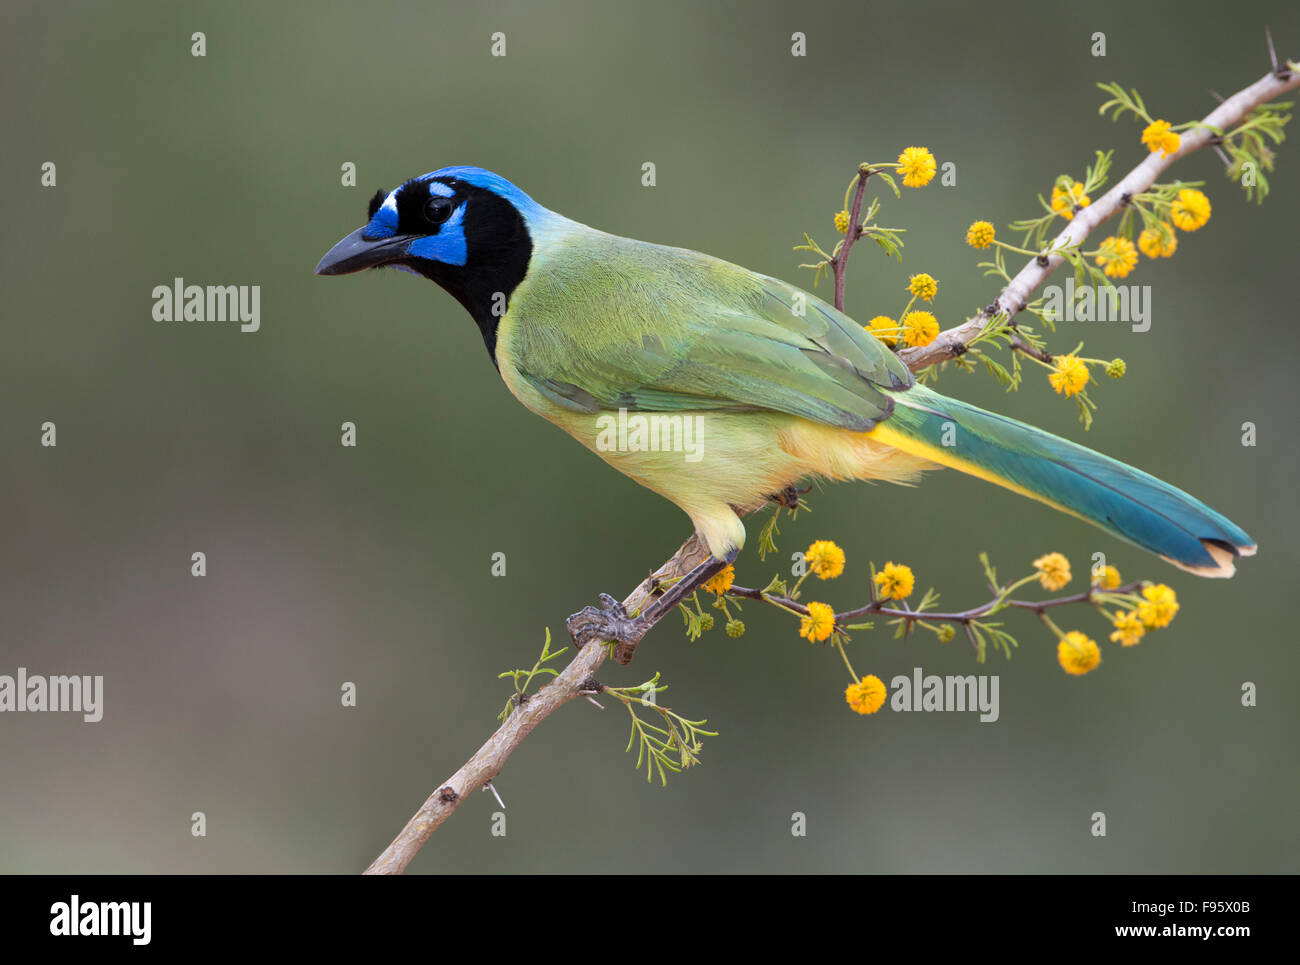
(1009, 335, 1052, 363)
(483, 781, 505, 809)
(1266, 27, 1291, 80)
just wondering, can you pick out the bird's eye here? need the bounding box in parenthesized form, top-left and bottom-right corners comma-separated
(424, 196, 455, 225)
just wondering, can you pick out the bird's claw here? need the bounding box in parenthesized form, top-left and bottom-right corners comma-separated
(770, 484, 812, 510)
(567, 592, 648, 665)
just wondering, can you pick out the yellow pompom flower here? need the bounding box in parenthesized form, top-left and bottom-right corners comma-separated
(1095, 564, 1122, 590)
(1033, 552, 1071, 591)
(897, 146, 937, 187)
(806, 540, 846, 580)
(966, 220, 996, 248)
(1058, 631, 1101, 675)
(1137, 583, 1180, 628)
(873, 562, 915, 601)
(1170, 189, 1211, 231)
(1109, 610, 1146, 647)
(1141, 119, 1181, 156)
(834, 209, 850, 234)
(901, 310, 939, 348)
(1095, 236, 1139, 279)
(800, 601, 836, 642)
(1048, 354, 1090, 397)
(1051, 181, 1091, 220)
(703, 563, 735, 595)
(845, 675, 887, 715)
(1138, 224, 1178, 258)
(908, 273, 938, 302)
(866, 315, 899, 346)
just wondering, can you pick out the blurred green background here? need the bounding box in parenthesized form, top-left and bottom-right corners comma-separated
(2, 0, 1297, 873)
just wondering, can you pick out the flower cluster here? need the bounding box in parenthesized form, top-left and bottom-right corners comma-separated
(1051, 180, 1091, 220)
(1033, 552, 1072, 591)
(845, 675, 887, 715)
(873, 561, 916, 601)
(800, 601, 836, 643)
(966, 220, 996, 249)
(806, 540, 846, 580)
(1091, 187, 1209, 281)
(1141, 119, 1181, 157)
(692, 522, 1192, 717)
(897, 146, 937, 188)
(1022, 551, 1182, 676)
(1047, 355, 1090, 398)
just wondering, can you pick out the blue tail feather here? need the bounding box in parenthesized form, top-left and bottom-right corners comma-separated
(881, 385, 1255, 577)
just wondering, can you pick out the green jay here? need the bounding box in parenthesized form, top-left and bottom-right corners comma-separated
(317, 166, 1253, 642)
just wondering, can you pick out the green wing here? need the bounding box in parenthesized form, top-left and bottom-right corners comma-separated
(510, 234, 913, 432)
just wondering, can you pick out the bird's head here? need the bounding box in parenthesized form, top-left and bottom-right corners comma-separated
(316, 166, 546, 355)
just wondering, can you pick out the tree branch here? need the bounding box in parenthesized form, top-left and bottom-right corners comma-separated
(899, 65, 1300, 372)
(363, 535, 711, 875)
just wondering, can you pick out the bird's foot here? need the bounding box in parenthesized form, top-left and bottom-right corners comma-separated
(566, 593, 649, 666)
(567, 549, 737, 666)
(769, 484, 812, 510)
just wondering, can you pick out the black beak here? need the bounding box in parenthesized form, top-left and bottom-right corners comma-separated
(315, 228, 415, 276)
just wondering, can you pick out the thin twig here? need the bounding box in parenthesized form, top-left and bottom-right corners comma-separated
(727, 580, 1146, 629)
(832, 165, 875, 311)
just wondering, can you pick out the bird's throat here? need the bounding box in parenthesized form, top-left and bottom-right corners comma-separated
(420, 193, 534, 365)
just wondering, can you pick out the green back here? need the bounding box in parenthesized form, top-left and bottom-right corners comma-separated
(507, 229, 912, 432)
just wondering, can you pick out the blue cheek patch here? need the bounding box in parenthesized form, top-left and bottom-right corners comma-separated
(408, 203, 468, 266)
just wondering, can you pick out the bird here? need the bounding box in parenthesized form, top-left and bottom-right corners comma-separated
(316, 165, 1254, 614)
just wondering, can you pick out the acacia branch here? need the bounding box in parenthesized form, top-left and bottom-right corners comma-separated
(832, 164, 875, 311)
(363, 55, 1295, 874)
(363, 535, 711, 874)
(899, 64, 1300, 372)
(727, 579, 1147, 650)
